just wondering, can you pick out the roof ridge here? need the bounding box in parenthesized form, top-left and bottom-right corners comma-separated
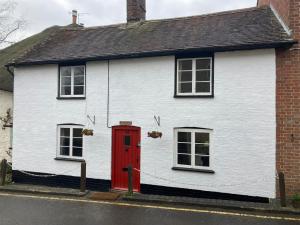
(143, 6, 263, 23)
(74, 6, 264, 31)
(8, 5, 294, 67)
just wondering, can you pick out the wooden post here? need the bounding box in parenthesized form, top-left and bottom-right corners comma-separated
(279, 172, 286, 207)
(128, 164, 133, 196)
(80, 161, 86, 192)
(0, 159, 7, 186)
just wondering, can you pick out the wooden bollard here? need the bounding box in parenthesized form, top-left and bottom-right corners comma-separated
(278, 172, 286, 207)
(127, 164, 133, 196)
(0, 159, 7, 186)
(80, 161, 86, 192)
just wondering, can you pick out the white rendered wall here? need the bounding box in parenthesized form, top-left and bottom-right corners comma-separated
(13, 49, 276, 198)
(0, 90, 13, 161)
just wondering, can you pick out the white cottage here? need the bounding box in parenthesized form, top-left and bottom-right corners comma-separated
(0, 90, 12, 161)
(7, 1, 296, 202)
(0, 57, 13, 162)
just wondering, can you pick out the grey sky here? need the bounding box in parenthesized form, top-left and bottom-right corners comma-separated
(5, 0, 257, 45)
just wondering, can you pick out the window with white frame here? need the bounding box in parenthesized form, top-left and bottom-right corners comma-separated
(177, 58, 213, 96)
(58, 125, 83, 158)
(59, 65, 85, 97)
(175, 128, 211, 168)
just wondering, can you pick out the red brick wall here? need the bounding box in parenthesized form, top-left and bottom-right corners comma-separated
(258, 0, 290, 26)
(259, 0, 300, 197)
(127, 0, 146, 22)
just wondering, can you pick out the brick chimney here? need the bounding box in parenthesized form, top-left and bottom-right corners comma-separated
(127, 0, 146, 22)
(72, 10, 78, 25)
(258, 0, 300, 198)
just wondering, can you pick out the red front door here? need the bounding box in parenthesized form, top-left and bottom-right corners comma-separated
(111, 125, 141, 192)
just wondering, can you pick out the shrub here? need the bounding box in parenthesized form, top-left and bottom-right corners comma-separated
(292, 193, 300, 201)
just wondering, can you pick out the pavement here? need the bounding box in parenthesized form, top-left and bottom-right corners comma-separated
(0, 183, 89, 197)
(122, 193, 300, 215)
(1, 183, 300, 216)
(0, 192, 300, 225)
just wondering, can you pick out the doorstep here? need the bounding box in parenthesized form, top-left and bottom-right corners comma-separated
(122, 193, 300, 216)
(0, 183, 89, 197)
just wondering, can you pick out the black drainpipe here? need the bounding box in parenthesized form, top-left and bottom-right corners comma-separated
(5, 65, 14, 77)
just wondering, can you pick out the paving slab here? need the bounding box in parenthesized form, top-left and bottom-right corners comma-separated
(122, 193, 300, 215)
(0, 183, 89, 197)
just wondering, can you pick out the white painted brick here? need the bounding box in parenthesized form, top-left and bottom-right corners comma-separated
(13, 49, 276, 198)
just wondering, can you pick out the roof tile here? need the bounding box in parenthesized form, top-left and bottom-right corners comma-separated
(12, 7, 294, 66)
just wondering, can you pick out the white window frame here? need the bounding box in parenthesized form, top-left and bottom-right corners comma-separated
(57, 125, 84, 159)
(176, 57, 213, 96)
(59, 65, 86, 98)
(174, 128, 213, 170)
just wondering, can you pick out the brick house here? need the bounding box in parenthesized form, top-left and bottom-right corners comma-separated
(5, 0, 299, 202)
(258, 0, 300, 197)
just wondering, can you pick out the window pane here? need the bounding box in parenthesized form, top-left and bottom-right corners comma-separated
(74, 86, 84, 95)
(61, 67, 71, 77)
(73, 128, 83, 137)
(60, 147, 69, 156)
(195, 133, 209, 143)
(196, 59, 211, 70)
(62, 76, 71, 86)
(178, 132, 191, 142)
(61, 86, 71, 95)
(196, 82, 210, 93)
(178, 154, 191, 165)
(195, 156, 209, 167)
(178, 60, 192, 70)
(195, 144, 209, 155)
(196, 71, 210, 82)
(72, 147, 82, 157)
(178, 143, 191, 154)
(179, 82, 192, 93)
(60, 137, 70, 147)
(124, 136, 131, 146)
(74, 66, 85, 76)
(60, 128, 70, 137)
(73, 138, 82, 148)
(74, 76, 84, 85)
(179, 71, 192, 82)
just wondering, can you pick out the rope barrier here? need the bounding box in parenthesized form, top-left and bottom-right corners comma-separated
(5, 161, 279, 185)
(133, 168, 277, 188)
(6, 162, 80, 178)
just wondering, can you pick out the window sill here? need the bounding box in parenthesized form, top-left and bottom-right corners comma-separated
(172, 167, 215, 174)
(174, 95, 214, 98)
(54, 157, 85, 162)
(57, 97, 86, 100)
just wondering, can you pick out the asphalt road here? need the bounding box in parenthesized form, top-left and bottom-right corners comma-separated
(0, 193, 299, 225)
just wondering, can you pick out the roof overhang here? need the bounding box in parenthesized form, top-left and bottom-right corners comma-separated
(7, 40, 297, 67)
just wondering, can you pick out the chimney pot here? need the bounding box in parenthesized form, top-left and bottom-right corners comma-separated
(127, 0, 146, 22)
(72, 10, 78, 25)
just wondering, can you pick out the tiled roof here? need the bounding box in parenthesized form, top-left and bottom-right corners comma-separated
(0, 26, 60, 91)
(10, 6, 295, 66)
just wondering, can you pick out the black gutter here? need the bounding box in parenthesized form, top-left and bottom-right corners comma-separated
(5, 65, 14, 77)
(6, 40, 297, 67)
